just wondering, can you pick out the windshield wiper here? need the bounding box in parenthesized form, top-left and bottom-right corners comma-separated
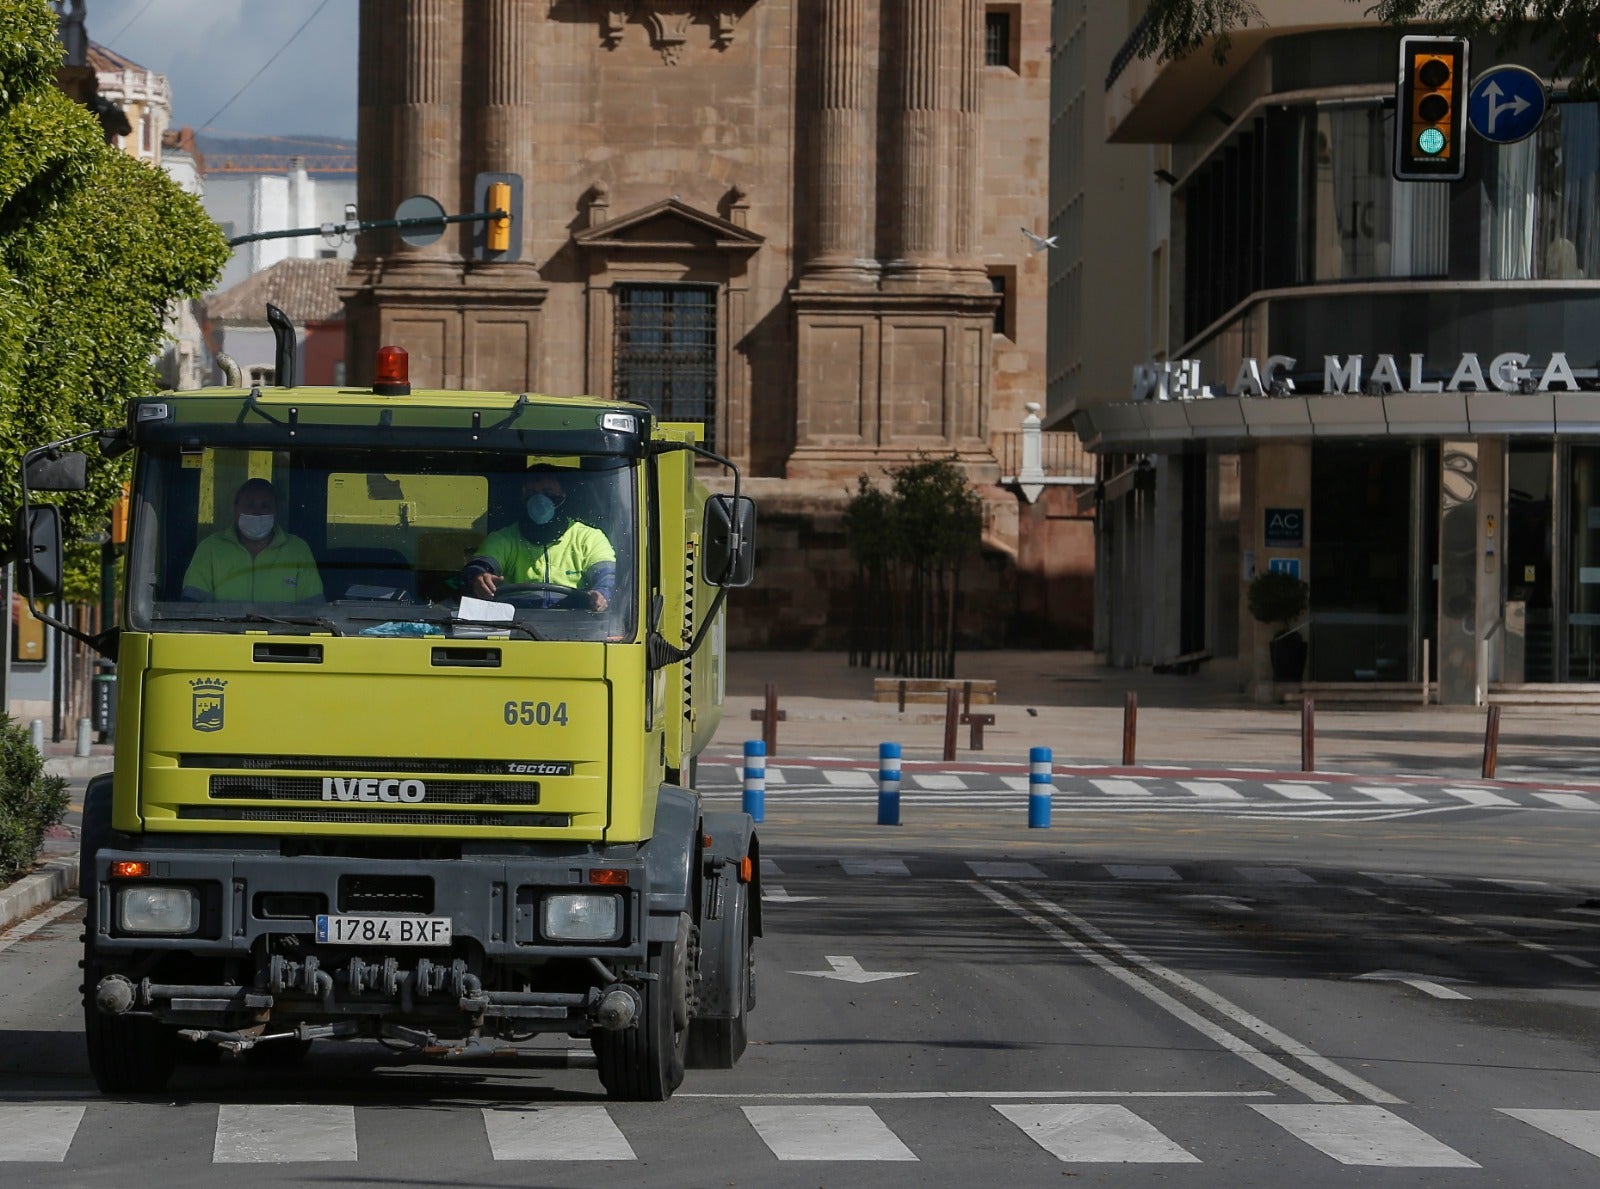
(156, 611, 344, 636)
(450, 617, 545, 641)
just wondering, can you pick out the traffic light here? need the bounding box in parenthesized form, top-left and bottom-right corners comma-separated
(473, 172, 522, 261)
(1394, 35, 1468, 181)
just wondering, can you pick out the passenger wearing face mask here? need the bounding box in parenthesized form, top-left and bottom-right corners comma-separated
(461, 465, 616, 611)
(180, 478, 324, 603)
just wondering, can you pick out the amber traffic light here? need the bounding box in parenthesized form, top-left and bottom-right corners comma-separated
(473, 172, 522, 261)
(486, 182, 512, 252)
(1394, 35, 1468, 181)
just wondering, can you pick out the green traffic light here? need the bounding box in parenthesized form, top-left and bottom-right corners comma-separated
(1417, 126, 1446, 156)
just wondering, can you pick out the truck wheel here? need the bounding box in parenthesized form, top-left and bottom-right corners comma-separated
(686, 886, 754, 1069)
(595, 913, 689, 1101)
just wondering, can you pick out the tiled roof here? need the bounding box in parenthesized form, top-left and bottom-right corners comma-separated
(87, 42, 148, 73)
(206, 258, 349, 325)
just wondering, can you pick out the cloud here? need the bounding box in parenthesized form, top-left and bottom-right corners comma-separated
(89, 0, 357, 139)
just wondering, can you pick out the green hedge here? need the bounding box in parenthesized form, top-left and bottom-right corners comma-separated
(0, 715, 69, 882)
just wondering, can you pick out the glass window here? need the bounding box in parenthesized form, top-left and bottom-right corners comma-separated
(1309, 106, 1448, 282)
(1480, 102, 1600, 281)
(127, 446, 638, 643)
(985, 11, 1011, 69)
(613, 284, 718, 451)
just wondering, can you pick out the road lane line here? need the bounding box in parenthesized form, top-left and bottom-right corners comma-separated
(1533, 792, 1600, 810)
(1352, 787, 1429, 805)
(967, 861, 1045, 879)
(1236, 867, 1317, 884)
(841, 859, 910, 876)
(1499, 1108, 1600, 1157)
(1372, 894, 1598, 971)
(742, 1106, 917, 1160)
(996, 1103, 1199, 1163)
(1266, 783, 1334, 801)
(995, 882, 1404, 1106)
(969, 882, 1347, 1104)
(1361, 872, 1448, 888)
(1090, 779, 1153, 797)
(1442, 787, 1515, 808)
(1104, 864, 1181, 881)
(1178, 781, 1246, 801)
(823, 770, 876, 788)
(910, 774, 969, 791)
(0, 899, 80, 954)
(214, 1104, 357, 1163)
(0, 1105, 86, 1162)
(1253, 1105, 1477, 1167)
(482, 1107, 635, 1161)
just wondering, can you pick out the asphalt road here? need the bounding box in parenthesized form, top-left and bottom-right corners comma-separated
(2, 788, 1599, 1186)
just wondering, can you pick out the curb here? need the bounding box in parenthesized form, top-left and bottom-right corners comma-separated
(0, 858, 80, 934)
(44, 757, 114, 780)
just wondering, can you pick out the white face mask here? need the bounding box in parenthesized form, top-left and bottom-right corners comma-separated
(237, 513, 275, 541)
(525, 493, 559, 525)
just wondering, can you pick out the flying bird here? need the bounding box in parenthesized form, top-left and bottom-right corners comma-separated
(1020, 227, 1057, 252)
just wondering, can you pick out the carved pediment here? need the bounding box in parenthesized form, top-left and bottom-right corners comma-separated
(574, 197, 764, 254)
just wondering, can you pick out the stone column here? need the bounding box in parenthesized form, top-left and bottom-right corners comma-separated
(478, 0, 534, 261)
(803, 0, 874, 283)
(948, 0, 985, 283)
(393, 0, 460, 266)
(354, 0, 393, 261)
(885, 0, 952, 284)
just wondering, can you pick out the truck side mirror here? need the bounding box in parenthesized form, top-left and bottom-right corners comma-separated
(25, 450, 88, 491)
(17, 506, 64, 599)
(702, 495, 756, 588)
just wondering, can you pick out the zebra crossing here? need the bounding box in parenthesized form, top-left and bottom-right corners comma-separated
(699, 759, 1600, 821)
(1, 1099, 1597, 1168)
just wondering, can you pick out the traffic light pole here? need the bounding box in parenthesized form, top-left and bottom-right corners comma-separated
(227, 207, 506, 249)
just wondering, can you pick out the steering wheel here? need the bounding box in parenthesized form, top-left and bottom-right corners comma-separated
(494, 581, 583, 609)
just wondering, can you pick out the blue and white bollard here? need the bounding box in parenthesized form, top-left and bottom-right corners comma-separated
(1028, 746, 1053, 828)
(877, 742, 902, 826)
(742, 739, 766, 823)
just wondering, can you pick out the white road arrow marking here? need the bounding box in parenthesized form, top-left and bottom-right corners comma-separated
(1483, 80, 1531, 135)
(790, 955, 917, 984)
(1354, 970, 1471, 1000)
(763, 885, 820, 904)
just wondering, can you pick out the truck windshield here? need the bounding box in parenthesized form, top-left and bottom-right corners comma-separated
(125, 445, 639, 643)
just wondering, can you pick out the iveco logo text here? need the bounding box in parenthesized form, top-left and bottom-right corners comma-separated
(321, 777, 427, 803)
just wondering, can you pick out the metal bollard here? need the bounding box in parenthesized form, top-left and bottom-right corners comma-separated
(1028, 746, 1053, 828)
(942, 688, 960, 762)
(877, 742, 902, 826)
(1300, 696, 1315, 772)
(1122, 692, 1137, 766)
(1482, 704, 1501, 779)
(76, 717, 92, 758)
(742, 740, 766, 823)
(28, 719, 44, 752)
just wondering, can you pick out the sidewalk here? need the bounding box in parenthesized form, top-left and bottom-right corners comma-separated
(713, 650, 1600, 781)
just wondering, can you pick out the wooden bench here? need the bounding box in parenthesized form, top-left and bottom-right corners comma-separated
(872, 678, 997, 709)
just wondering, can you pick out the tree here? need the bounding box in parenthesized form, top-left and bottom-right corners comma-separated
(0, 0, 228, 597)
(1135, 1, 1600, 99)
(844, 455, 983, 679)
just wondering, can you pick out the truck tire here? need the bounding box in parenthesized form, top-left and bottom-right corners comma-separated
(80, 776, 179, 1095)
(594, 913, 689, 1101)
(686, 884, 754, 1069)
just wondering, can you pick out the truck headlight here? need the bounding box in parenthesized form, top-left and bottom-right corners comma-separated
(118, 886, 198, 934)
(542, 893, 621, 942)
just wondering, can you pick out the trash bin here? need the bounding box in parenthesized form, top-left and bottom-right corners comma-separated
(92, 665, 116, 741)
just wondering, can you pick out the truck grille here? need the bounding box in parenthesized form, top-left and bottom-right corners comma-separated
(208, 776, 540, 805)
(182, 753, 575, 777)
(179, 805, 568, 827)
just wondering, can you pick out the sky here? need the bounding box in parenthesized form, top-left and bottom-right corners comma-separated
(88, 0, 357, 140)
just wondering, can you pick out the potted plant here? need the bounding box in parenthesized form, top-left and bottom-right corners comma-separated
(1248, 568, 1310, 682)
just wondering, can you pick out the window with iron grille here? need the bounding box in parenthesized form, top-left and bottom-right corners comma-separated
(613, 284, 718, 451)
(985, 11, 1012, 69)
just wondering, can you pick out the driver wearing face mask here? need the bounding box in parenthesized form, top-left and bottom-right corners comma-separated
(180, 478, 324, 603)
(462, 465, 616, 611)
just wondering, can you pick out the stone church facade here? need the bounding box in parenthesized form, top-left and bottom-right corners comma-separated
(341, 0, 1053, 646)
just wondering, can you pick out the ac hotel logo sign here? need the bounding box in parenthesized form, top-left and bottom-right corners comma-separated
(1132, 352, 1597, 401)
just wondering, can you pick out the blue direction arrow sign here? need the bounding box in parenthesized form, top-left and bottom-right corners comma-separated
(1467, 65, 1547, 144)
